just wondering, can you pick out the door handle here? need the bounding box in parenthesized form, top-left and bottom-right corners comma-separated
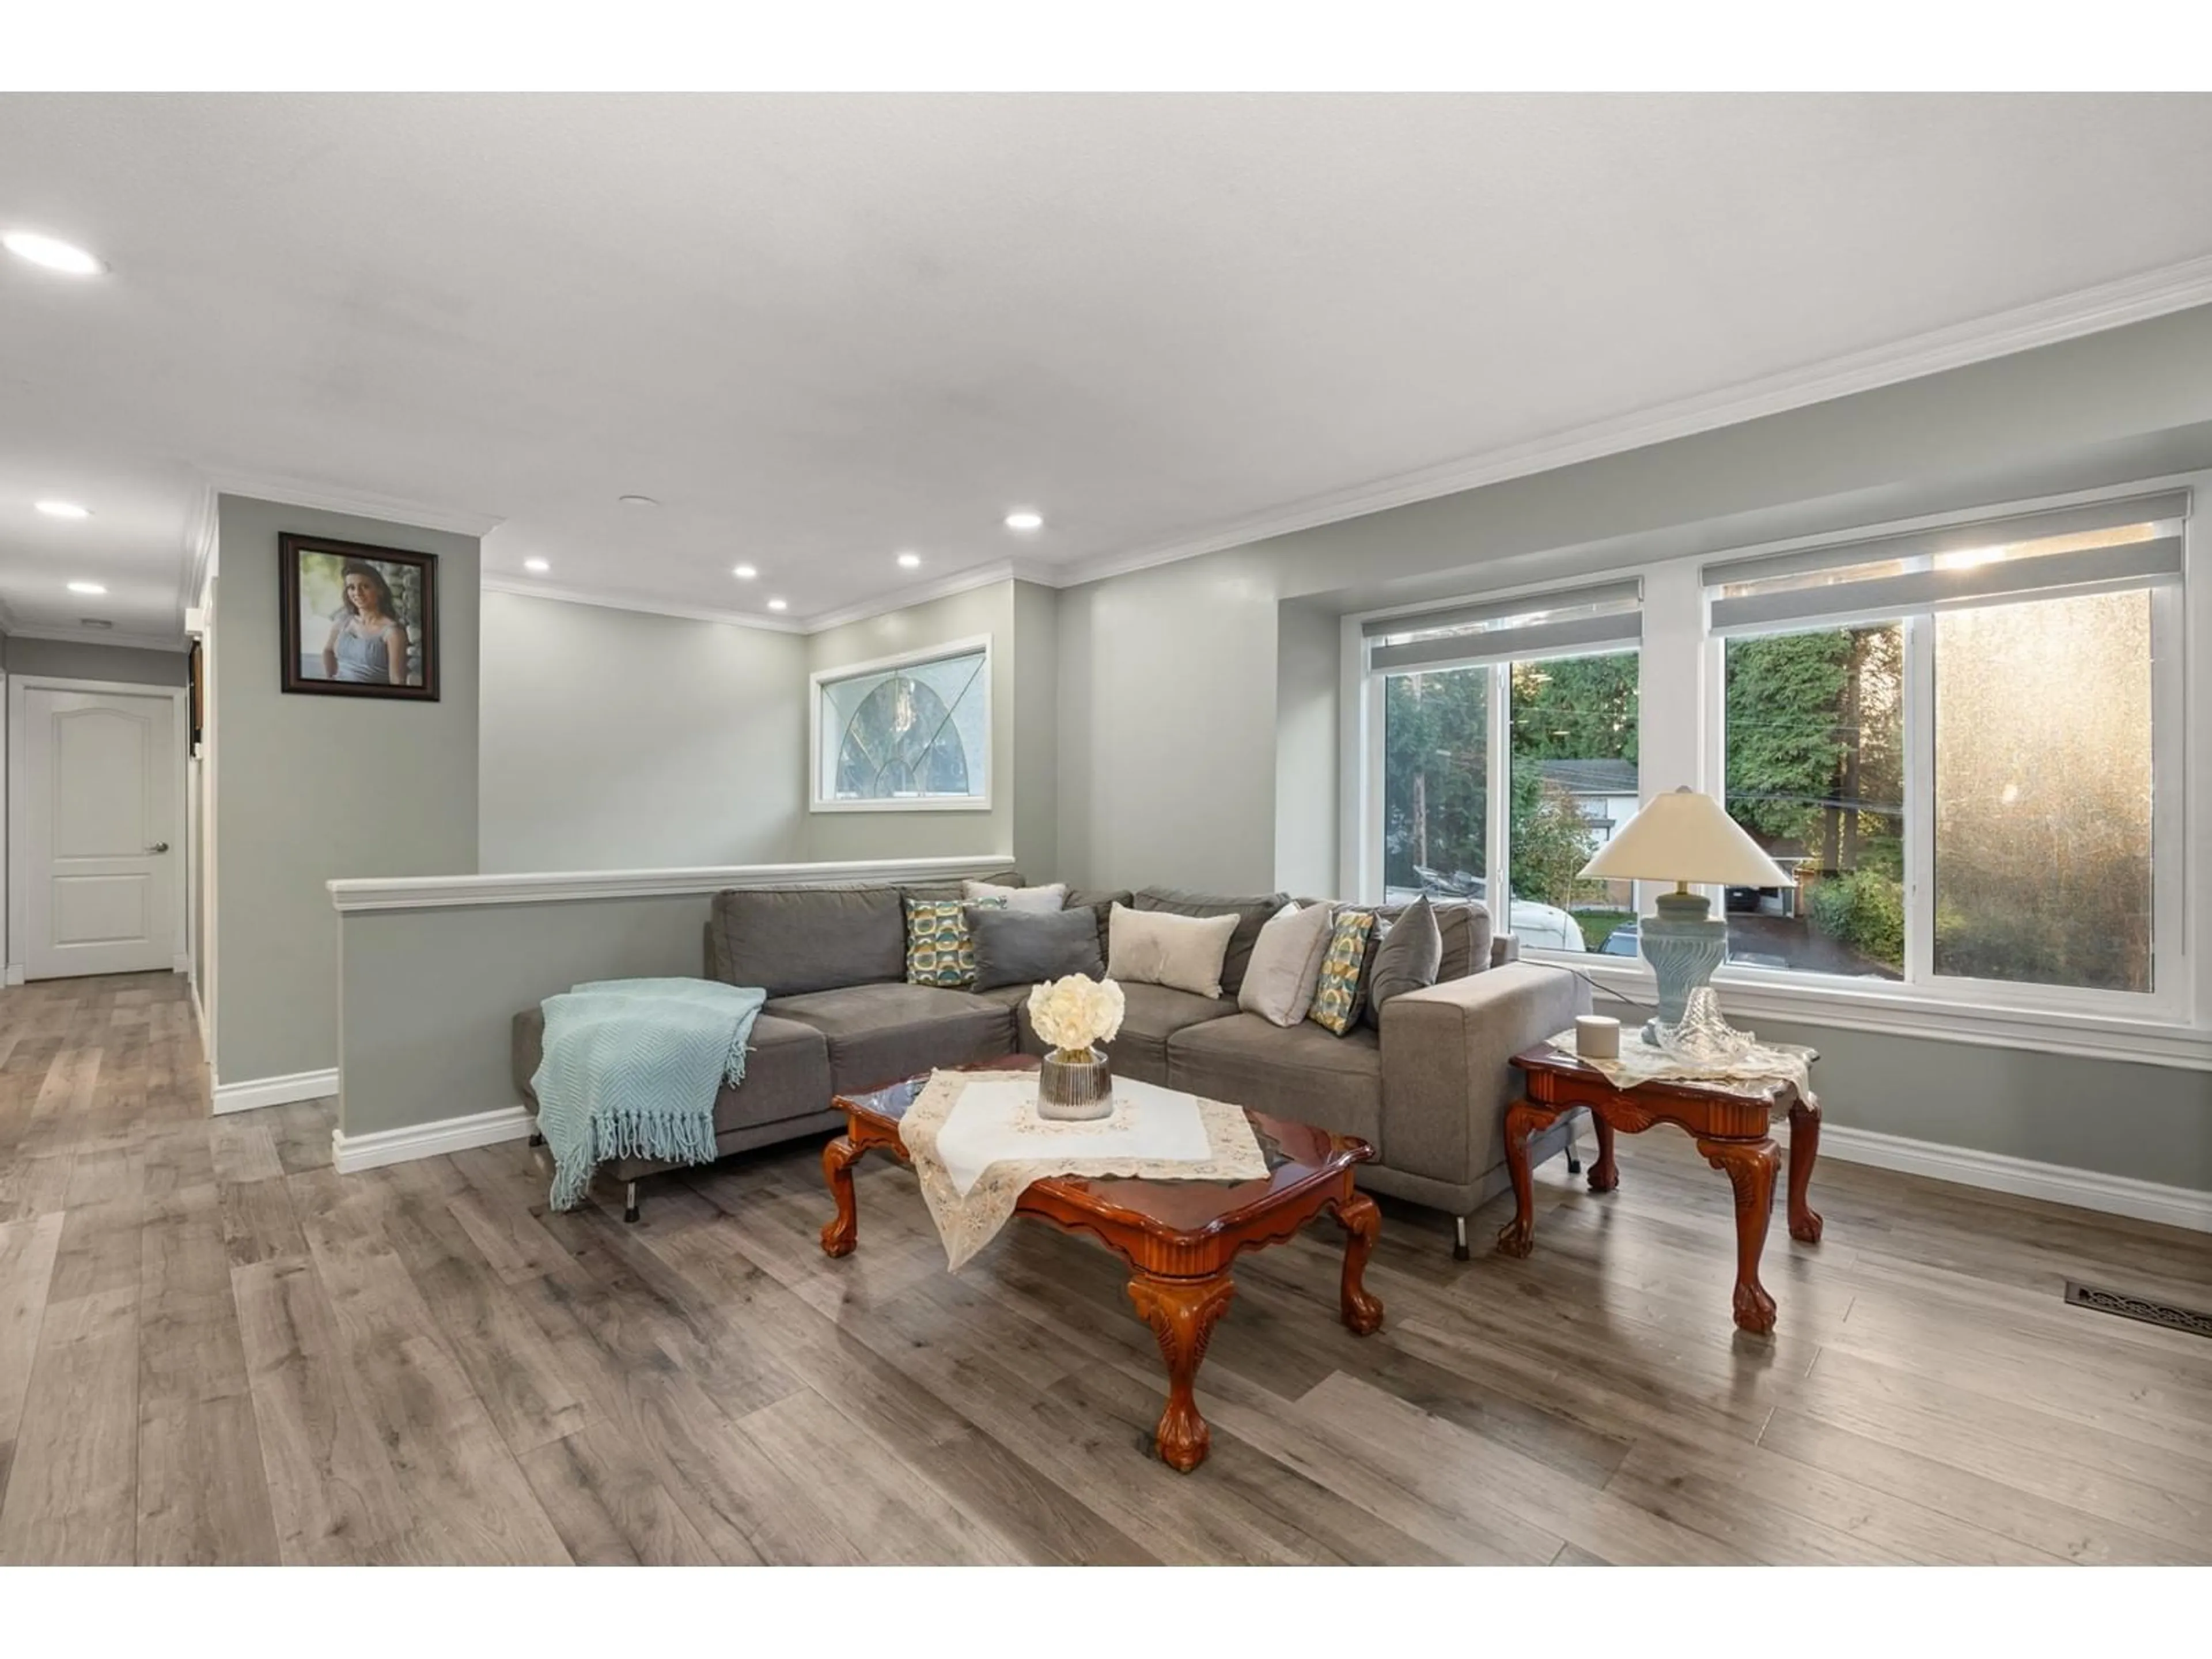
(148, 842, 171, 854)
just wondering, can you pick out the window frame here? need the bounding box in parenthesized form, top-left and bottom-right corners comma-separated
(1346, 470, 2210, 1069)
(808, 634, 994, 815)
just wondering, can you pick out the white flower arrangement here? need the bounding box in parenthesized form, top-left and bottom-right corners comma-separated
(1026, 974, 1125, 1056)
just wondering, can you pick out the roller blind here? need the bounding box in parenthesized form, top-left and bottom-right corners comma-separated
(1705, 490, 2187, 635)
(1364, 578, 1642, 673)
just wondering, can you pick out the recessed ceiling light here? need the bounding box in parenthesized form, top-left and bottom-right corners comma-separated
(1003, 510, 1043, 532)
(36, 499, 91, 519)
(767, 598, 789, 612)
(732, 563, 757, 580)
(522, 557, 550, 574)
(896, 551, 922, 569)
(618, 494, 660, 509)
(4, 230, 105, 275)
(67, 580, 107, 595)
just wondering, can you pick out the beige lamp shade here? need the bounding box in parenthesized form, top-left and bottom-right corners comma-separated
(1578, 786, 1794, 887)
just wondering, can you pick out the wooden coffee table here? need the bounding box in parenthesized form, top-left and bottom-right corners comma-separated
(1505, 1041, 1823, 1335)
(820, 1056, 1383, 1472)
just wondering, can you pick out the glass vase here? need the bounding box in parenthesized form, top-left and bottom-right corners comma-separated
(1037, 1045, 1114, 1120)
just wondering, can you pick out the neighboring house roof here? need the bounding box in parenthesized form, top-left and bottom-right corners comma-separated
(1537, 759, 1639, 794)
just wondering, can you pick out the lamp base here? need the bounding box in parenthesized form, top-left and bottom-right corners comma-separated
(1638, 888, 1728, 1035)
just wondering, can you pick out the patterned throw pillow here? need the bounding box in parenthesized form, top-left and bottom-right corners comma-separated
(904, 896, 1003, 988)
(1306, 910, 1376, 1036)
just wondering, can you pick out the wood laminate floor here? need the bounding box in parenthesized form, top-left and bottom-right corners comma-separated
(2, 971, 2209, 1565)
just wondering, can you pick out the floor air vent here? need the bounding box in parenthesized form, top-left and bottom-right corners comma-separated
(2063, 1280, 2212, 1339)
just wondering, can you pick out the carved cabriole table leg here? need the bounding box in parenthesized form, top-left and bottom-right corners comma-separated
(1787, 1097, 1824, 1244)
(819, 1134, 865, 1257)
(1495, 1099, 1553, 1257)
(1698, 1134, 1780, 1335)
(1587, 1111, 1620, 1193)
(1331, 1189, 1385, 1335)
(1126, 1272, 1237, 1473)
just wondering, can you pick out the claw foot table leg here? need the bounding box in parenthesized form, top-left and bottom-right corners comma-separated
(1126, 1272, 1236, 1472)
(820, 1135, 863, 1257)
(1699, 1135, 1780, 1335)
(1332, 1191, 1385, 1335)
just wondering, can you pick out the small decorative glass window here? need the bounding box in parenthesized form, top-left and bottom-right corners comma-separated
(812, 638, 991, 810)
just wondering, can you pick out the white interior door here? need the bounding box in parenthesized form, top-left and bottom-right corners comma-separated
(22, 686, 181, 979)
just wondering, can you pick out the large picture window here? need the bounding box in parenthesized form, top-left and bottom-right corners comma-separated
(1707, 489, 2180, 1002)
(1356, 478, 2196, 1046)
(812, 638, 991, 810)
(1368, 584, 1641, 955)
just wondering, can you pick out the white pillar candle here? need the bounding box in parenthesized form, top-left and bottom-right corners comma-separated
(1575, 1014, 1622, 1060)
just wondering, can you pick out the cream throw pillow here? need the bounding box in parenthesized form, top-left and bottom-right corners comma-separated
(1237, 901, 1336, 1027)
(1107, 903, 1240, 999)
(964, 879, 1067, 913)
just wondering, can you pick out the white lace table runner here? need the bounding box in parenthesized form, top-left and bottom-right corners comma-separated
(1547, 1029, 1819, 1110)
(900, 1070, 1269, 1270)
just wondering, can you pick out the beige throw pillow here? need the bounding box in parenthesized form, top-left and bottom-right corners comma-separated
(964, 879, 1067, 913)
(1107, 903, 1240, 999)
(1237, 901, 1336, 1027)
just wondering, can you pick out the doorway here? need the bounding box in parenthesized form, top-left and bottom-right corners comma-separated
(6, 677, 187, 980)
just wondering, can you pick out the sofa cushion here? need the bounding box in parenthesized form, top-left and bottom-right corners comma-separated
(1365, 898, 1494, 985)
(1363, 896, 1443, 1028)
(1237, 901, 1335, 1027)
(1102, 980, 1240, 1086)
(767, 982, 1016, 1095)
(969, 905, 1103, 991)
(964, 878, 1066, 912)
(1167, 1014, 1382, 1153)
(1108, 904, 1241, 999)
(1067, 888, 1132, 958)
(1131, 887, 1288, 998)
(1309, 908, 1377, 1036)
(898, 868, 1023, 902)
(711, 886, 907, 997)
(513, 1007, 832, 1138)
(904, 895, 1004, 988)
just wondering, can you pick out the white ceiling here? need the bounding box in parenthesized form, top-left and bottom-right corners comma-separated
(5, 92, 2212, 643)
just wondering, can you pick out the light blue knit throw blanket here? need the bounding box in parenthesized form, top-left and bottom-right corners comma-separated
(531, 977, 766, 1211)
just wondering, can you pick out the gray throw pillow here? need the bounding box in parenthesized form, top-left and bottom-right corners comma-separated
(711, 885, 906, 997)
(968, 905, 1105, 991)
(1363, 895, 1443, 1029)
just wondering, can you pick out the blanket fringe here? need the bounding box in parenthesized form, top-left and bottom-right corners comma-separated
(550, 1107, 722, 1212)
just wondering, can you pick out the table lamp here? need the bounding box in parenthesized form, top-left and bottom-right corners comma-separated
(1578, 786, 1795, 1041)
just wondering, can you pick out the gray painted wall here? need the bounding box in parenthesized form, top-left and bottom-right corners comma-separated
(478, 591, 808, 872)
(1274, 599, 1340, 898)
(340, 893, 709, 1137)
(212, 494, 479, 1084)
(2, 637, 185, 687)
(1009, 579, 1059, 877)
(804, 581, 1019, 864)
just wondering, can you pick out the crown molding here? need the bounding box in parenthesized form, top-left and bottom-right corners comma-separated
(1050, 251, 2212, 592)
(200, 469, 504, 539)
(179, 477, 218, 617)
(480, 574, 808, 634)
(799, 557, 1056, 633)
(0, 622, 189, 652)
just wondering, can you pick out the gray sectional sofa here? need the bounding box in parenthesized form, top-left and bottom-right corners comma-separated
(513, 872, 1589, 1252)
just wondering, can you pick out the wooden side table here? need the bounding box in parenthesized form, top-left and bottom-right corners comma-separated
(1502, 1042, 1822, 1335)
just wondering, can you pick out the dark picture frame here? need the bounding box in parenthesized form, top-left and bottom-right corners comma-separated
(278, 533, 440, 701)
(187, 637, 204, 754)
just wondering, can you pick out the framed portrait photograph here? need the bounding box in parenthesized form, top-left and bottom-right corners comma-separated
(278, 533, 439, 700)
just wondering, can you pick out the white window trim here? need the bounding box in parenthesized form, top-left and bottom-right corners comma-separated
(1344, 469, 2212, 1071)
(809, 634, 993, 814)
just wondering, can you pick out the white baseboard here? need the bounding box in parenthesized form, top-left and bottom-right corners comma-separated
(172, 952, 191, 974)
(332, 1104, 535, 1175)
(188, 979, 209, 1056)
(3, 963, 22, 987)
(211, 1067, 340, 1115)
(1820, 1123, 2212, 1235)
